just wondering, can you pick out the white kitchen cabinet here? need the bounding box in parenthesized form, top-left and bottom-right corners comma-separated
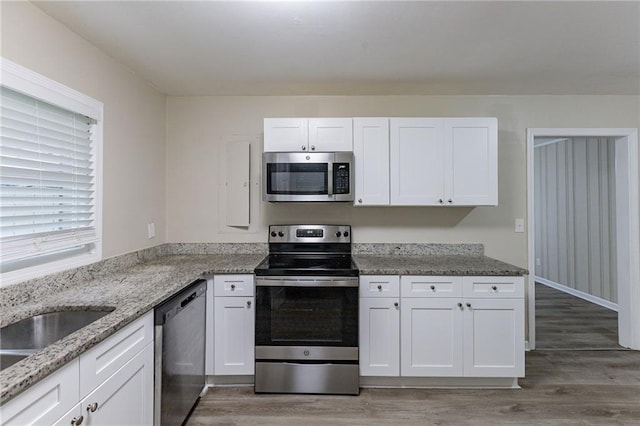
(80, 343, 154, 426)
(400, 298, 463, 377)
(390, 118, 445, 205)
(388, 117, 498, 206)
(264, 118, 352, 152)
(2, 311, 155, 426)
(1, 361, 80, 426)
(359, 297, 400, 376)
(359, 275, 524, 380)
(353, 118, 390, 206)
(444, 118, 498, 206)
(462, 297, 525, 377)
(213, 275, 255, 376)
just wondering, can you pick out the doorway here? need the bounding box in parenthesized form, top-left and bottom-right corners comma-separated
(526, 128, 639, 350)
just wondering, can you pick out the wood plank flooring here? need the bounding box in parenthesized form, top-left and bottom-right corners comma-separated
(188, 284, 639, 425)
(535, 282, 621, 350)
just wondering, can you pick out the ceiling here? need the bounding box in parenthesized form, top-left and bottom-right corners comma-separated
(33, 1, 640, 96)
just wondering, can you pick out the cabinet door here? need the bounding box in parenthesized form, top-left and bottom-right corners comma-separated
(0, 360, 79, 426)
(82, 343, 154, 426)
(264, 118, 308, 152)
(444, 118, 498, 206)
(214, 296, 255, 375)
(400, 298, 463, 377)
(308, 118, 353, 152)
(359, 298, 400, 376)
(353, 118, 390, 206)
(390, 118, 445, 205)
(462, 298, 524, 377)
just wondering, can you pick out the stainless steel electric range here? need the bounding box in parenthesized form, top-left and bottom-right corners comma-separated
(253, 224, 359, 395)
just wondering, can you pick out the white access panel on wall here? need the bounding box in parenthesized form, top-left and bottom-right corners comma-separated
(353, 118, 390, 206)
(390, 118, 444, 205)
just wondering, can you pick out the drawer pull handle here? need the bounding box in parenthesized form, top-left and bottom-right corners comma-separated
(430, 285, 435, 291)
(247, 300, 252, 308)
(87, 402, 98, 413)
(377, 285, 382, 291)
(491, 285, 497, 291)
(457, 302, 463, 308)
(230, 284, 236, 290)
(394, 302, 399, 308)
(466, 303, 472, 308)
(71, 416, 84, 425)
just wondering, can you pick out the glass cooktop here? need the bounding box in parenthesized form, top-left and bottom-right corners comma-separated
(254, 254, 359, 277)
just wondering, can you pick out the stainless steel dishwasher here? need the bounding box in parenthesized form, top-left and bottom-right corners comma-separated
(155, 279, 207, 425)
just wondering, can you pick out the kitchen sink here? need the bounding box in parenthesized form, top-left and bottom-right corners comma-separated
(0, 308, 114, 371)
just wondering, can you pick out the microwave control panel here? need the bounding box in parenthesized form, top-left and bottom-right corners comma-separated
(333, 163, 350, 194)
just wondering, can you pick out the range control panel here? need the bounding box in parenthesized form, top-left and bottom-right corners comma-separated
(268, 225, 351, 244)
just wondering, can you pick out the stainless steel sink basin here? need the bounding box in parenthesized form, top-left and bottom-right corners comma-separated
(0, 308, 114, 370)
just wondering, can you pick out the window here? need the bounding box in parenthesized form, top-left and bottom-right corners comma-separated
(1, 58, 103, 285)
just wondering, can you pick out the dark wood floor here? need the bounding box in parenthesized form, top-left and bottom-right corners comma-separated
(189, 285, 639, 425)
(535, 282, 622, 350)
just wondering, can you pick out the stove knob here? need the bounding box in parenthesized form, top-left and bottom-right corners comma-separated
(270, 231, 277, 237)
(335, 231, 342, 237)
(278, 231, 284, 237)
(343, 231, 349, 237)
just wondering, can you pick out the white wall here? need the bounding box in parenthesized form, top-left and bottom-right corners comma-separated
(1, 2, 167, 259)
(166, 95, 640, 268)
(534, 138, 617, 302)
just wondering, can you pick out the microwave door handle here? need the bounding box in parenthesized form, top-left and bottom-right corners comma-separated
(327, 162, 333, 196)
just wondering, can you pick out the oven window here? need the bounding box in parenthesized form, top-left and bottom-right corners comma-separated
(266, 163, 328, 195)
(255, 286, 358, 347)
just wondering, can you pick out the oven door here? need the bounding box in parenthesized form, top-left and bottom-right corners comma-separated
(255, 277, 358, 352)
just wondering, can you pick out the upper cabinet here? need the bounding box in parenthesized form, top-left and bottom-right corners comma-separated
(264, 118, 353, 152)
(354, 117, 498, 207)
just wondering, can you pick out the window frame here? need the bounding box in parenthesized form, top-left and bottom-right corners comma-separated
(1, 58, 103, 286)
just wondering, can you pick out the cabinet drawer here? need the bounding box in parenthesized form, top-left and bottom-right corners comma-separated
(79, 311, 153, 398)
(1, 360, 79, 426)
(359, 275, 400, 298)
(462, 276, 524, 298)
(401, 276, 462, 298)
(214, 274, 254, 297)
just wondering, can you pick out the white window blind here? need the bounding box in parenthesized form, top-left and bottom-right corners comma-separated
(0, 86, 98, 265)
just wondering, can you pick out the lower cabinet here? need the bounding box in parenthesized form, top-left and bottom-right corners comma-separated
(360, 275, 525, 380)
(0, 312, 154, 426)
(212, 275, 255, 376)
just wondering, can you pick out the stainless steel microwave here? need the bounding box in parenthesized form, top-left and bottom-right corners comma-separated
(263, 152, 354, 202)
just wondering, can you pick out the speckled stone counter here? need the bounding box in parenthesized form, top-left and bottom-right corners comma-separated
(353, 255, 527, 276)
(0, 249, 266, 404)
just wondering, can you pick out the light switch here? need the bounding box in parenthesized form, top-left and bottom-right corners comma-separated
(148, 223, 155, 239)
(515, 218, 525, 233)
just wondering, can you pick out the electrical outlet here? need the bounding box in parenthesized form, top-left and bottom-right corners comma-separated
(515, 218, 525, 233)
(148, 223, 155, 239)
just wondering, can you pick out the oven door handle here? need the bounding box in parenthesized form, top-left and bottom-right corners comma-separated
(256, 277, 358, 287)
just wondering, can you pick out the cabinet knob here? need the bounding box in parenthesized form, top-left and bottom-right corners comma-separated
(247, 300, 252, 308)
(438, 199, 444, 204)
(311, 145, 316, 151)
(491, 285, 498, 291)
(448, 199, 453, 204)
(377, 285, 382, 291)
(302, 145, 307, 151)
(466, 302, 472, 308)
(86, 402, 98, 413)
(358, 198, 363, 204)
(71, 416, 84, 426)
(230, 284, 235, 290)
(430, 285, 436, 291)
(457, 302, 463, 308)
(394, 302, 399, 308)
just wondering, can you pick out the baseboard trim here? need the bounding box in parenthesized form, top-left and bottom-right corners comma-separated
(360, 376, 520, 389)
(535, 276, 618, 312)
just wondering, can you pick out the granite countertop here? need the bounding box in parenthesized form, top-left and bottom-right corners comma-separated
(0, 253, 266, 405)
(353, 254, 528, 276)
